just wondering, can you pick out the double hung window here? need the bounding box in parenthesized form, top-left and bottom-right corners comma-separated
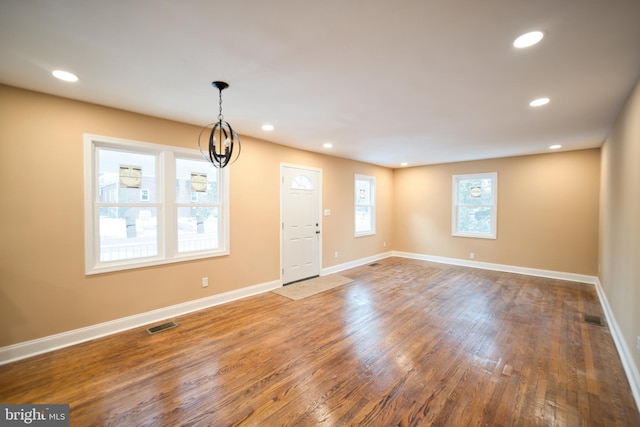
(452, 172, 497, 239)
(354, 174, 376, 236)
(84, 134, 229, 274)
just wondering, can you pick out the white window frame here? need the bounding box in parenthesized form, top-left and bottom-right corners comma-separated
(84, 134, 229, 275)
(354, 174, 376, 237)
(452, 172, 497, 239)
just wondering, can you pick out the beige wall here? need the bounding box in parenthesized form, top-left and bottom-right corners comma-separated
(393, 150, 600, 275)
(600, 77, 640, 372)
(0, 85, 393, 346)
(0, 84, 604, 350)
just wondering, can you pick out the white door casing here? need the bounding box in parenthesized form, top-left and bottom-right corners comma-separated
(281, 164, 321, 284)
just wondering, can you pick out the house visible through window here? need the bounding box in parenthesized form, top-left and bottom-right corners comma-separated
(84, 134, 229, 275)
(176, 158, 220, 253)
(354, 174, 376, 236)
(452, 172, 497, 239)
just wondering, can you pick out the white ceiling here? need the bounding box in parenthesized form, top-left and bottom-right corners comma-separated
(1, 0, 640, 168)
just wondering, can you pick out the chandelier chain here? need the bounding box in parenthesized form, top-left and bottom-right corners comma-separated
(218, 90, 224, 121)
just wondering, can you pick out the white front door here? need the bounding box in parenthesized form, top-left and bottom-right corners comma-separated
(281, 165, 321, 284)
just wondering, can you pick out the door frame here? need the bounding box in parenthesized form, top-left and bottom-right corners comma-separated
(280, 162, 323, 284)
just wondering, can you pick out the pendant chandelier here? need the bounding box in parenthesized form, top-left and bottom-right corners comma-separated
(198, 81, 241, 168)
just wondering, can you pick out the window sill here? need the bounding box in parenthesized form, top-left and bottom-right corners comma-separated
(452, 232, 496, 240)
(354, 231, 376, 238)
(86, 249, 229, 275)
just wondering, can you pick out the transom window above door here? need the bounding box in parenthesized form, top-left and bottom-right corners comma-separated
(291, 175, 313, 190)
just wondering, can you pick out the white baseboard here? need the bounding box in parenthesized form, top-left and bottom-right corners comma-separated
(0, 279, 281, 366)
(392, 251, 598, 285)
(321, 251, 393, 275)
(593, 278, 640, 410)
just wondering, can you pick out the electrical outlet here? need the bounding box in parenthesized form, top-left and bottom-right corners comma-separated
(202, 277, 208, 288)
(334, 251, 338, 258)
(637, 336, 640, 354)
(383, 241, 387, 247)
(469, 252, 475, 260)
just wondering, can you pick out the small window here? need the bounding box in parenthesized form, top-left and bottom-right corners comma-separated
(354, 174, 376, 236)
(452, 172, 497, 239)
(291, 175, 313, 190)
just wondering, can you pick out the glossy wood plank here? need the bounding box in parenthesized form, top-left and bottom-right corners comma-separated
(1, 257, 638, 426)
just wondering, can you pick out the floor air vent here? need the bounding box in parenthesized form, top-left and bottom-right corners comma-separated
(368, 262, 380, 267)
(583, 314, 604, 326)
(146, 321, 178, 335)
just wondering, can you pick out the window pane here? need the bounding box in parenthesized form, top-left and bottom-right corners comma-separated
(457, 206, 492, 234)
(355, 206, 372, 233)
(98, 149, 156, 202)
(457, 178, 493, 205)
(177, 206, 219, 253)
(355, 180, 371, 205)
(176, 158, 218, 203)
(291, 175, 313, 190)
(99, 207, 158, 261)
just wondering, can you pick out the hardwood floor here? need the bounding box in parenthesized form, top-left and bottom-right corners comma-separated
(1, 257, 638, 426)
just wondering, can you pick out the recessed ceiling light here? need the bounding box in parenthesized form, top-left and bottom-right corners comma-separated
(513, 31, 544, 48)
(400, 162, 408, 167)
(52, 70, 78, 82)
(323, 143, 333, 149)
(261, 124, 274, 131)
(549, 144, 562, 150)
(529, 97, 550, 107)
